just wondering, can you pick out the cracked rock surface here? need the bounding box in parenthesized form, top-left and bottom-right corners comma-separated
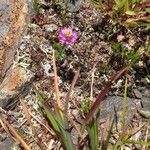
(0, 0, 34, 108)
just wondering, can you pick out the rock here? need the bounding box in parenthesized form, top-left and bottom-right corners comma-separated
(99, 96, 141, 126)
(0, 0, 28, 82)
(141, 97, 150, 111)
(138, 109, 150, 119)
(0, 66, 34, 109)
(67, 0, 81, 12)
(138, 97, 150, 118)
(141, 88, 150, 98)
(133, 89, 142, 99)
(0, 135, 14, 150)
(43, 24, 58, 32)
(0, 0, 35, 109)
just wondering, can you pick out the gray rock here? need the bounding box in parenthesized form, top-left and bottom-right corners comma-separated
(141, 97, 150, 111)
(67, 0, 81, 12)
(138, 109, 150, 118)
(0, 135, 14, 150)
(99, 96, 141, 126)
(43, 24, 58, 32)
(138, 97, 150, 118)
(133, 89, 142, 99)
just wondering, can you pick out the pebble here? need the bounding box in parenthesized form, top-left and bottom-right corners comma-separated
(19, 42, 27, 50)
(138, 109, 150, 119)
(43, 24, 58, 32)
(133, 89, 142, 99)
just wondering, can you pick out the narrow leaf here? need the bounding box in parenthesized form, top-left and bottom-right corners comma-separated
(87, 116, 99, 150)
(121, 77, 127, 130)
(84, 67, 128, 124)
(125, 10, 136, 15)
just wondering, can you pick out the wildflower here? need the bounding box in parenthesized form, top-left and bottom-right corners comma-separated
(58, 26, 78, 46)
(124, 43, 132, 50)
(117, 33, 124, 42)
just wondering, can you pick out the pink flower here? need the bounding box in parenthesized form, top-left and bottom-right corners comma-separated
(58, 27, 78, 46)
(124, 44, 132, 50)
(117, 33, 124, 42)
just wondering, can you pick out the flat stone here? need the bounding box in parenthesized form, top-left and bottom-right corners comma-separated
(99, 96, 141, 126)
(138, 97, 150, 118)
(133, 89, 142, 99)
(0, 135, 14, 150)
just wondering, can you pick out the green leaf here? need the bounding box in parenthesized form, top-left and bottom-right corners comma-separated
(60, 127, 75, 150)
(90, 0, 104, 9)
(125, 10, 136, 16)
(124, 0, 129, 12)
(145, 7, 150, 13)
(55, 110, 75, 150)
(125, 140, 150, 146)
(87, 115, 99, 150)
(32, 0, 41, 14)
(53, 43, 66, 61)
(113, 140, 123, 150)
(121, 77, 127, 130)
(114, 0, 126, 11)
(81, 97, 90, 113)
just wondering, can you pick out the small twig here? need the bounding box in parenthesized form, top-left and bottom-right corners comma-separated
(90, 62, 98, 102)
(28, 110, 55, 136)
(0, 116, 31, 150)
(0, 115, 15, 140)
(19, 97, 31, 125)
(127, 16, 150, 23)
(65, 69, 80, 112)
(52, 50, 63, 113)
(0, 107, 7, 114)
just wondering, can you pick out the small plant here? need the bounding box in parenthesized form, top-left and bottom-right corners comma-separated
(81, 97, 90, 114)
(110, 76, 150, 149)
(91, 0, 150, 27)
(32, 0, 42, 15)
(111, 41, 140, 68)
(53, 42, 66, 61)
(35, 48, 129, 149)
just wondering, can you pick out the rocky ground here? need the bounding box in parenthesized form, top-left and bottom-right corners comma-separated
(0, 0, 150, 149)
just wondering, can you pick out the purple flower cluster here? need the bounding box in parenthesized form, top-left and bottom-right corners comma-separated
(58, 27, 78, 46)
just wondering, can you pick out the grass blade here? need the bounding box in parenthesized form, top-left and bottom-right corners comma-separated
(102, 118, 115, 150)
(87, 113, 99, 150)
(121, 77, 127, 130)
(125, 140, 150, 146)
(52, 50, 63, 113)
(54, 110, 75, 150)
